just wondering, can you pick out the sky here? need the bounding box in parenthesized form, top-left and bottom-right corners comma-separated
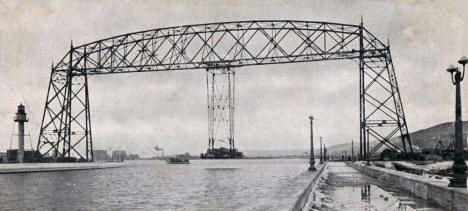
(0, 0, 467, 157)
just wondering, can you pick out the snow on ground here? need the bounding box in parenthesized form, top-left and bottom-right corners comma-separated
(377, 160, 468, 172)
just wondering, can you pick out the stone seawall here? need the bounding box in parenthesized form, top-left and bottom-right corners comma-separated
(291, 162, 328, 211)
(0, 162, 125, 174)
(348, 162, 467, 211)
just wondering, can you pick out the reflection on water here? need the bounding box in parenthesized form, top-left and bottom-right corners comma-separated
(0, 159, 318, 210)
(337, 185, 419, 210)
(205, 168, 240, 171)
(310, 162, 444, 211)
(361, 185, 371, 208)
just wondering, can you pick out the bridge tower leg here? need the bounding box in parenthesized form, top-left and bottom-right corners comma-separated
(37, 45, 93, 162)
(359, 21, 365, 161)
(359, 27, 413, 158)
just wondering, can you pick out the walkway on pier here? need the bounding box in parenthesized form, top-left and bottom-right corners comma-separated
(307, 162, 444, 210)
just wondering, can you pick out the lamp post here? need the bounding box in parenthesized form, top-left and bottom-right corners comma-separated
(446, 56, 467, 188)
(320, 137, 323, 164)
(308, 116, 317, 171)
(324, 145, 327, 161)
(366, 128, 371, 166)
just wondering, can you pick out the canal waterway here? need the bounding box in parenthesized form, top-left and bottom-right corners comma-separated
(308, 162, 444, 211)
(0, 159, 320, 210)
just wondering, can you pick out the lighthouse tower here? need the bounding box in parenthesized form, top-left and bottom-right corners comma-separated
(14, 104, 28, 163)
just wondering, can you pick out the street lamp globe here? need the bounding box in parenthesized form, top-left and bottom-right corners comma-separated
(457, 56, 468, 65)
(446, 65, 457, 74)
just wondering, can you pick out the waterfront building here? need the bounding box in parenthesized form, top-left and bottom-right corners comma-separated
(127, 154, 140, 160)
(93, 150, 110, 161)
(0, 152, 6, 162)
(112, 151, 127, 161)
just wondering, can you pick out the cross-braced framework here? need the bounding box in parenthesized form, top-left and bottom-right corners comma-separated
(37, 20, 413, 161)
(38, 54, 93, 161)
(206, 67, 235, 150)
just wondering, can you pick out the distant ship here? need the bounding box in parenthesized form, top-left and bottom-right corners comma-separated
(166, 156, 190, 164)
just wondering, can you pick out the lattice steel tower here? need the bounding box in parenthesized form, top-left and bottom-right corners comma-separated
(206, 66, 235, 150)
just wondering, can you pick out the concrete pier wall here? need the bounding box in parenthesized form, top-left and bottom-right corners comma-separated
(0, 162, 125, 174)
(348, 162, 467, 211)
(292, 162, 328, 211)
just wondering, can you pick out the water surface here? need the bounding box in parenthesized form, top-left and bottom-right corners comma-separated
(309, 162, 444, 211)
(0, 159, 318, 210)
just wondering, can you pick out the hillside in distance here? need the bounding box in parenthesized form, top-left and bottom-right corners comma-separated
(398, 121, 467, 151)
(327, 121, 468, 156)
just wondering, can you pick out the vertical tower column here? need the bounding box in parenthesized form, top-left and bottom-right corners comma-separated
(359, 19, 365, 161)
(14, 104, 28, 163)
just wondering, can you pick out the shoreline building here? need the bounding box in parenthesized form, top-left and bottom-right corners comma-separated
(127, 154, 140, 160)
(93, 150, 110, 161)
(112, 151, 127, 162)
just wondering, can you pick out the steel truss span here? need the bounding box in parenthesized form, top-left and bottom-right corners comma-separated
(38, 20, 413, 161)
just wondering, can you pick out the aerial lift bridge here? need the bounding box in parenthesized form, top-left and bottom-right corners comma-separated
(36, 20, 413, 161)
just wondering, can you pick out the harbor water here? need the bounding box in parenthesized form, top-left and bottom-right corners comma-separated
(0, 159, 319, 210)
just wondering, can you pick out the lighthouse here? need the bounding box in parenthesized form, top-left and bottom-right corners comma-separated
(14, 104, 28, 163)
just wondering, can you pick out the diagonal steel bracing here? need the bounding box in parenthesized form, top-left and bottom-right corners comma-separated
(37, 20, 412, 161)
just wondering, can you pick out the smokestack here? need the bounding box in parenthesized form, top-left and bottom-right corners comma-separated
(14, 104, 28, 163)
